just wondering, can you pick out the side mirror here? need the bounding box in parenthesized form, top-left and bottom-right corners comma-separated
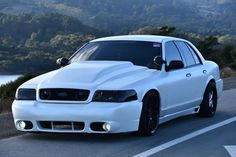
(56, 57, 69, 67)
(166, 60, 184, 72)
(154, 56, 166, 66)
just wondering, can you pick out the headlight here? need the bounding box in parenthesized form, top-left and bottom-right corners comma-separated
(15, 88, 36, 100)
(92, 90, 137, 102)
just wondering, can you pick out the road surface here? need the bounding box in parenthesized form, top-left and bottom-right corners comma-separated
(0, 89, 236, 157)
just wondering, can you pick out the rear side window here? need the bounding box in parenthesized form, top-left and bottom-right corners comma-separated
(186, 43, 201, 64)
(165, 41, 183, 66)
(175, 41, 195, 67)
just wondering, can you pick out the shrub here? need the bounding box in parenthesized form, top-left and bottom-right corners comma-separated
(0, 74, 38, 113)
(230, 62, 236, 70)
(0, 74, 37, 99)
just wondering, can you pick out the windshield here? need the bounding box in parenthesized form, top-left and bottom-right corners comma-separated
(70, 41, 162, 69)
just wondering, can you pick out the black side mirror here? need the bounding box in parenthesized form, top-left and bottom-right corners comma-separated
(154, 56, 166, 66)
(153, 56, 166, 70)
(166, 60, 184, 72)
(56, 57, 69, 67)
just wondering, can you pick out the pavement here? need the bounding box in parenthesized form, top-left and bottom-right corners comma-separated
(0, 89, 236, 157)
(223, 75, 236, 90)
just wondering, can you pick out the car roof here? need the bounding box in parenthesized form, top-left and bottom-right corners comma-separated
(91, 35, 182, 43)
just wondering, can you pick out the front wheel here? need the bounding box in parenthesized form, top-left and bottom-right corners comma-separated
(197, 82, 217, 117)
(138, 91, 159, 136)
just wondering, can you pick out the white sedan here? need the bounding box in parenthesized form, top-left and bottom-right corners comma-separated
(12, 35, 223, 136)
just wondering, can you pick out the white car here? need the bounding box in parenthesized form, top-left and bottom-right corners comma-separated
(12, 35, 223, 136)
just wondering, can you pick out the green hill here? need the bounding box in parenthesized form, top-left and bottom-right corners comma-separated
(0, 13, 107, 74)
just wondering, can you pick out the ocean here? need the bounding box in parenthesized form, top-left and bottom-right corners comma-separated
(0, 75, 21, 86)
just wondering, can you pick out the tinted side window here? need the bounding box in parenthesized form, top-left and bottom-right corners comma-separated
(165, 41, 183, 66)
(186, 43, 201, 64)
(175, 41, 195, 66)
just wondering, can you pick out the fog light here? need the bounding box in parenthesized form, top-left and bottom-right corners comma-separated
(17, 121, 26, 129)
(102, 123, 111, 131)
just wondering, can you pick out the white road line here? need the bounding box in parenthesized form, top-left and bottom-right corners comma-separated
(225, 145, 236, 157)
(133, 116, 236, 157)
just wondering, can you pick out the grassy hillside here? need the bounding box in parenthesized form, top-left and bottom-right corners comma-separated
(0, 13, 108, 74)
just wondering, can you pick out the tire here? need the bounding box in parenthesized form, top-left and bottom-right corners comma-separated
(138, 91, 159, 136)
(197, 82, 217, 117)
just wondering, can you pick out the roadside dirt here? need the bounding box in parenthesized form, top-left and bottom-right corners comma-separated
(0, 112, 24, 140)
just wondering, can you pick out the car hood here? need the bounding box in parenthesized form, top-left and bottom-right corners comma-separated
(23, 61, 157, 90)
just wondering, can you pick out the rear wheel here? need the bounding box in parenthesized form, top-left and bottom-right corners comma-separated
(197, 82, 217, 117)
(138, 91, 159, 136)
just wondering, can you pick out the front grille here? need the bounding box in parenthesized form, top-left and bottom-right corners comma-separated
(39, 88, 90, 101)
(38, 121, 85, 131)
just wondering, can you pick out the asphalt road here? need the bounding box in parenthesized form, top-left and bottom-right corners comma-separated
(223, 75, 236, 90)
(0, 89, 236, 157)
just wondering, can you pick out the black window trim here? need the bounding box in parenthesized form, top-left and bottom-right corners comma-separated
(183, 42, 196, 64)
(172, 41, 187, 67)
(174, 40, 196, 67)
(185, 42, 203, 65)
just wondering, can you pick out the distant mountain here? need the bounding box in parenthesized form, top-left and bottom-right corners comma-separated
(0, 0, 236, 34)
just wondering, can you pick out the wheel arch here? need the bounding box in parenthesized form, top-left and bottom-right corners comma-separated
(197, 78, 218, 117)
(204, 77, 217, 96)
(141, 89, 161, 115)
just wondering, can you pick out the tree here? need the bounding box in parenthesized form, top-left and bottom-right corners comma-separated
(129, 26, 176, 36)
(197, 36, 219, 57)
(158, 26, 176, 36)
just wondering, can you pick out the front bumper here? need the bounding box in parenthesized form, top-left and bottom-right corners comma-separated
(12, 100, 142, 133)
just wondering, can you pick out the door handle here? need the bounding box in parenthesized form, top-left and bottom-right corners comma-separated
(186, 73, 191, 78)
(203, 70, 207, 74)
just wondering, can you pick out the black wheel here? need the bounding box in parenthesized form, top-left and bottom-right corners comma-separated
(197, 82, 217, 117)
(138, 91, 159, 136)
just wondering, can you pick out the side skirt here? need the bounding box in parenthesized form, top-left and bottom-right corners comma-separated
(159, 106, 200, 124)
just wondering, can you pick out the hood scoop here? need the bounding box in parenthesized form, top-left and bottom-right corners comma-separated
(44, 61, 135, 85)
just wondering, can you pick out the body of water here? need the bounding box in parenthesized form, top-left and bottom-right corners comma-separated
(0, 75, 21, 86)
